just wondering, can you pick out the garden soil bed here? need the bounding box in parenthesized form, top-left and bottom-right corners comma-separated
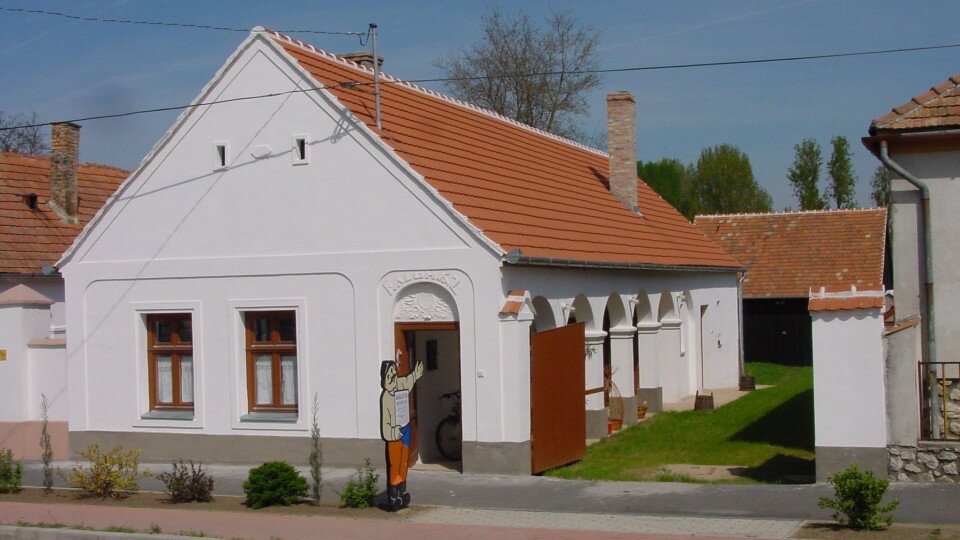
(0, 488, 428, 520)
(796, 522, 960, 539)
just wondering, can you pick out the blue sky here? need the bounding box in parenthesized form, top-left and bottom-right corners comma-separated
(2, 0, 958, 210)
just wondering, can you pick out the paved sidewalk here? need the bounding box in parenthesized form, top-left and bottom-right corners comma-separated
(0, 501, 797, 539)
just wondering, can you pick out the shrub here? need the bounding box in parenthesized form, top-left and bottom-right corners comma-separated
(818, 465, 899, 530)
(39, 394, 53, 494)
(309, 393, 323, 505)
(243, 461, 307, 509)
(59, 445, 143, 498)
(0, 448, 22, 493)
(338, 458, 379, 509)
(158, 461, 214, 503)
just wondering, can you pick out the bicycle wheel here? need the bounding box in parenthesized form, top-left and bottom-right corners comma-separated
(435, 416, 462, 461)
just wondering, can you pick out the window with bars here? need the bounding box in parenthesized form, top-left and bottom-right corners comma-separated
(146, 313, 194, 412)
(244, 311, 298, 413)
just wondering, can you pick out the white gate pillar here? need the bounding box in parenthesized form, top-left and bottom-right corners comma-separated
(609, 326, 637, 424)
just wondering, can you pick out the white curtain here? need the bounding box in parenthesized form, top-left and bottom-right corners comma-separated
(281, 355, 297, 405)
(180, 355, 194, 403)
(255, 355, 272, 405)
(156, 356, 173, 403)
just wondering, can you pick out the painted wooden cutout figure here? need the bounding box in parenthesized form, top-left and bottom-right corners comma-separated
(380, 353, 424, 511)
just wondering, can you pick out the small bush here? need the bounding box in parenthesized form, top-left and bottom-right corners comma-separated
(243, 461, 307, 509)
(818, 465, 899, 530)
(0, 448, 22, 493)
(338, 458, 379, 509)
(59, 445, 143, 498)
(158, 460, 214, 503)
(39, 395, 54, 494)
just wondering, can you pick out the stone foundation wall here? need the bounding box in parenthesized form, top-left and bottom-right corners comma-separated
(888, 444, 960, 482)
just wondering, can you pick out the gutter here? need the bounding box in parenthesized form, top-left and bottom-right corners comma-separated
(878, 140, 936, 364)
(502, 250, 745, 274)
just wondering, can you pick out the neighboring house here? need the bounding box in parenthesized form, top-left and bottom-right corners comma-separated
(59, 28, 742, 475)
(858, 74, 960, 482)
(694, 209, 887, 365)
(0, 123, 127, 459)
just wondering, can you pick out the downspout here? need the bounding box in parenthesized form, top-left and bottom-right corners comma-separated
(878, 140, 935, 364)
(737, 273, 746, 377)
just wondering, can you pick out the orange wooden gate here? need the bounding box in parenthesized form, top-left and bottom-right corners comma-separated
(530, 322, 586, 474)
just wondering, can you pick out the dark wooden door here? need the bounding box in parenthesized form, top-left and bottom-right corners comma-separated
(530, 322, 586, 474)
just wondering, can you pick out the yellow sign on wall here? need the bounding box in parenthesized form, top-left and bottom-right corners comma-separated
(0, 349, 6, 361)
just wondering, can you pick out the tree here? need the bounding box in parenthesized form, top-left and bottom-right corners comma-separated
(637, 158, 692, 216)
(0, 111, 48, 154)
(434, 8, 601, 140)
(788, 138, 826, 210)
(870, 165, 891, 207)
(826, 136, 858, 209)
(688, 144, 772, 216)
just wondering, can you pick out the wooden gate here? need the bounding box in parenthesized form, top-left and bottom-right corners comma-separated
(530, 322, 586, 474)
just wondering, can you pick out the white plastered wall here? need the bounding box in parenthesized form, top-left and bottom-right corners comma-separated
(812, 308, 887, 448)
(60, 34, 508, 445)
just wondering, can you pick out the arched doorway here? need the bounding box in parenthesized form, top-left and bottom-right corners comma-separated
(393, 283, 461, 470)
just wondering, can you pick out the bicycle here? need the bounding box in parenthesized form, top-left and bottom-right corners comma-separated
(435, 391, 462, 461)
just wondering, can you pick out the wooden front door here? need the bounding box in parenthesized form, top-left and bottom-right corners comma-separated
(530, 322, 586, 474)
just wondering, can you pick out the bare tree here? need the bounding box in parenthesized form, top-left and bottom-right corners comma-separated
(434, 8, 601, 141)
(0, 111, 48, 154)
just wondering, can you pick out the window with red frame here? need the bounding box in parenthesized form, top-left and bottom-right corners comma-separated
(244, 311, 298, 413)
(146, 313, 194, 412)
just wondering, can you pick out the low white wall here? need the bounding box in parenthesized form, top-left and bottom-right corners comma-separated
(812, 308, 886, 448)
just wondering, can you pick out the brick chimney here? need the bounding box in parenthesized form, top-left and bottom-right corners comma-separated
(606, 91, 638, 213)
(339, 51, 383, 70)
(49, 122, 80, 224)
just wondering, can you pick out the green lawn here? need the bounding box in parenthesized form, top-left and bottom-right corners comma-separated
(544, 362, 815, 483)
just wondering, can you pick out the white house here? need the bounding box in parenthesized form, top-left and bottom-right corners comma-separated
(860, 73, 960, 482)
(0, 124, 127, 460)
(59, 28, 742, 475)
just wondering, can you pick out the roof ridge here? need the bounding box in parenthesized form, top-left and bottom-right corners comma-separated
(872, 73, 960, 129)
(695, 207, 887, 220)
(261, 28, 608, 158)
(1, 151, 128, 173)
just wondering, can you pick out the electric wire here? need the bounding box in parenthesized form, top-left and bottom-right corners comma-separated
(2, 41, 959, 132)
(0, 6, 369, 40)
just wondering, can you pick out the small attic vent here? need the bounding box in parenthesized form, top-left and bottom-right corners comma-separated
(214, 142, 229, 169)
(22, 193, 38, 210)
(293, 135, 309, 164)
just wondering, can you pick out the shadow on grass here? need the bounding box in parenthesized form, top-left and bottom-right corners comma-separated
(730, 389, 814, 451)
(738, 453, 815, 484)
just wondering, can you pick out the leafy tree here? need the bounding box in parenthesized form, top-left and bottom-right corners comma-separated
(434, 8, 601, 140)
(826, 136, 858, 209)
(870, 165, 891, 207)
(637, 158, 693, 216)
(788, 138, 826, 210)
(0, 111, 48, 154)
(688, 144, 772, 216)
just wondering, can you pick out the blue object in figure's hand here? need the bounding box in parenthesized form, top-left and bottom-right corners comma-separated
(400, 424, 411, 446)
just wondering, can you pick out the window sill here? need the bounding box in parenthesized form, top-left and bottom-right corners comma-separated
(241, 412, 299, 423)
(141, 410, 195, 421)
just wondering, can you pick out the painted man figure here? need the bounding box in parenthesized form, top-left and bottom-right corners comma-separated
(380, 356, 424, 511)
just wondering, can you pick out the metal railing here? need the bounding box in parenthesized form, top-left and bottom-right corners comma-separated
(919, 361, 960, 441)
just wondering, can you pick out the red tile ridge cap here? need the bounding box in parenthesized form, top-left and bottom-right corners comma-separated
(694, 207, 887, 221)
(1, 150, 129, 174)
(808, 284, 884, 312)
(499, 289, 530, 315)
(260, 27, 608, 158)
(872, 73, 960, 130)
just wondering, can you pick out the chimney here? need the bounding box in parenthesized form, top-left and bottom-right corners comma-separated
(606, 91, 638, 213)
(49, 122, 80, 224)
(339, 51, 383, 70)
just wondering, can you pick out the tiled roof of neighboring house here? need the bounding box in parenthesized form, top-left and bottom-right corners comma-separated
(269, 31, 739, 269)
(870, 74, 960, 133)
(0, 152, 127, 274)
(808, 285, 884, 312)
(693, 208, 887, 298)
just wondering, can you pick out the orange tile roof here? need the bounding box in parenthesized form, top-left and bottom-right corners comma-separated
(693, 209, 887, 298)
(269, 32, 738, 270)
(808, 285, 884, 312)
(0, 152, 127, 274)
(871, 74, 960, 133)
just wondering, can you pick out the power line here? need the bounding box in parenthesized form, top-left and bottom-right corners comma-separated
(0, 6, 369, 40)
(2, 41, 958, 132)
